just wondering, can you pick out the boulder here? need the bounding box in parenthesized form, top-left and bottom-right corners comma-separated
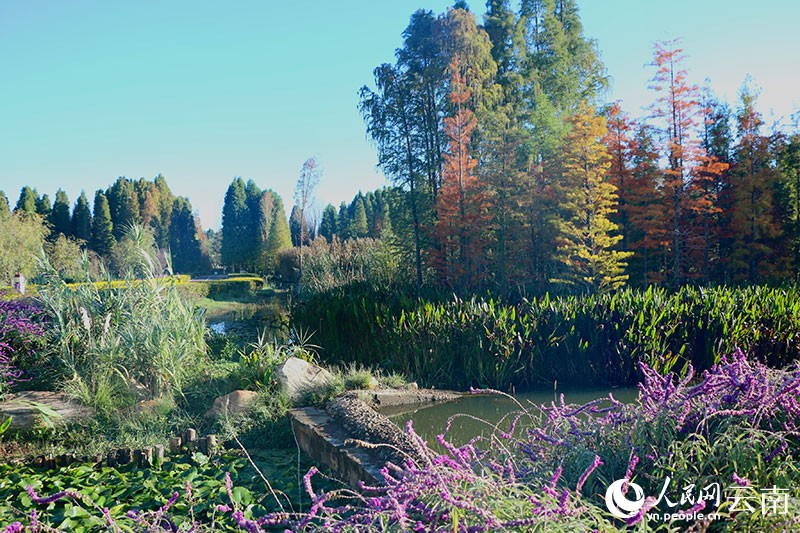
(0, 391, 94, 433)
(275, 357, 334, 403)
(204, 390, 259, 421)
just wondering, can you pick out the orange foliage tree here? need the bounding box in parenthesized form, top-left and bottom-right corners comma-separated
(432, 58, 492, 291)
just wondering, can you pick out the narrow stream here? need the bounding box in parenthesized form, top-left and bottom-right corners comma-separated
(386, 386, 639, 447)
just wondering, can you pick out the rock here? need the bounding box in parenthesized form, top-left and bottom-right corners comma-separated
(275, 357, 334, 403)
(204, 390, 259, 420)
(0, 391, 94, 433)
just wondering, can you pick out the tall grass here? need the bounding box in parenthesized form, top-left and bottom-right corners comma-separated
(36, 234, 207, 412)
(294, 285, 800, 389)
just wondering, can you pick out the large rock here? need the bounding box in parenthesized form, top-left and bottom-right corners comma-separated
(275, 357, 334, 403)
(0, 391, 94, 433)
(204, 390, 259, 421)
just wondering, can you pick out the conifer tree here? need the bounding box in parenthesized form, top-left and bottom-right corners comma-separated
(727, 84, 786, 282)
(169, 197, 207, 274)
(432, 58, 491, 291)
(72, 192, 92, 243)
(221, 177, 248, 271)
(51, 189, 72, 238)
(14, 187, 37, 215)
(266, 196, 292, 272)
(90, 190, 115, 257)
(554, 102, 631, 292)
(319, 204, 337, 242)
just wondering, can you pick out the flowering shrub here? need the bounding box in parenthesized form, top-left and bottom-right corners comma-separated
(7, 351, 800, 531)
(0, 299, 46, 397)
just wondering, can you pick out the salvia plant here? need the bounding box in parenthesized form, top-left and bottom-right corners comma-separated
(7, 350, 798, 531)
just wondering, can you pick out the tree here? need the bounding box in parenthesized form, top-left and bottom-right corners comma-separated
(169, 197, 207, 274)
(266, 196, 292, 274)
(0, 192, 10, 220)
(221, 177, 248, 271)
(294, 157, 321, 291)
(244, 179, 264, 271)
(648, 40, 703, 287)
(726, 83, 785, 282)
(319, 204, 337, 242)
(107, 178, 140, 240)
(90, 190, 115, 257)
(35, 193, 51, 217)
(432, 58, 491, 291)
(72, 192, 92, 243)
(554, 102, 632, 292)
(350, 196, 369, 238)
(51, 189, 72, 238)
(0, 213, 47, 283)
(14, 187, 38, 215)
(256, 191, 276, 270)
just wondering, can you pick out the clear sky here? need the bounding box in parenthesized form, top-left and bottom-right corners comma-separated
(1, 1, 798, 230)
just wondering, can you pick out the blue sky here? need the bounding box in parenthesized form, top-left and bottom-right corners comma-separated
(1, 1, 798, 229)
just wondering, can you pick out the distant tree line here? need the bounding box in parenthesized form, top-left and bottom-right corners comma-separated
(0, 174, 211, 278)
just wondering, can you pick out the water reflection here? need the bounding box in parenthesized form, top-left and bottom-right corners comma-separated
(387, 387, 639, 447)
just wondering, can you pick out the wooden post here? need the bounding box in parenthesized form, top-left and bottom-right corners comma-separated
(153, 445, 165, 467)
(107, 451, 116, 468)
(206, 434, 218, 456)
(183, 428, 198, 450)
(169, 436, 182, 453)
(142, 446, 153, 467)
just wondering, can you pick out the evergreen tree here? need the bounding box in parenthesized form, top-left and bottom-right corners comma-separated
(244, 179, 263, 271)
(90, 190, 115, 257)
(169, 197, 207, 274)
(266, 196, 292, 272)
(72, 191, 92, 243)
(256, 191, 276, 271)
(14, 186, 38, 215)
(221, 177, 248, 271)
(350, 197, 369, 238)
(337, 202, 351, 240)
(107, 178, 140, 239)
(51, 189, 72, 238)
(154, 174, 175, 249)
(319, 204, 337, 242)
(35, 193, 51, 217)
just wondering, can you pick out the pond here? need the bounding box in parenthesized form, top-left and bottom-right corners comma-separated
(386, 386, 639, 447)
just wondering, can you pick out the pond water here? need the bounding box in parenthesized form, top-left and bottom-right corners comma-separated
(386, 386, 639, 447)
